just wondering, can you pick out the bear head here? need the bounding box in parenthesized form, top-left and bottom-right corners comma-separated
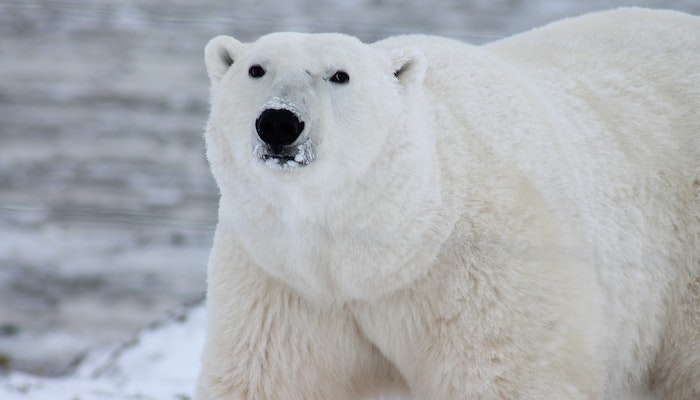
(204, 32, 426, 196)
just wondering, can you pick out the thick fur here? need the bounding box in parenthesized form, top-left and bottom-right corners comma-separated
(196, 8, 700, 400)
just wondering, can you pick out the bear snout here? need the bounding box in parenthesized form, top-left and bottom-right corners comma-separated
(255, 109, 305, 147)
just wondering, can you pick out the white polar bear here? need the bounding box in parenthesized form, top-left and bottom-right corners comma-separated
(195, 8, 700, 400)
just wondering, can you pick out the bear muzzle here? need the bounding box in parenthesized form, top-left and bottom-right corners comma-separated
(253, 107, 316, 169)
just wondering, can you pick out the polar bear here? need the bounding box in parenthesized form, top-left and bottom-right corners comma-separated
(195, 8, 700, 400)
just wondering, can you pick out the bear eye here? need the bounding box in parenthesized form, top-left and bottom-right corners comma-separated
(329, 70, 350, 84)
(248, 64, 266, 78)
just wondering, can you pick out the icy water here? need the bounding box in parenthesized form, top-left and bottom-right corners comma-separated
(1, 0, 698, 377)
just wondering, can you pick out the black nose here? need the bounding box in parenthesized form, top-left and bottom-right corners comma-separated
(255, 109, 305, 147)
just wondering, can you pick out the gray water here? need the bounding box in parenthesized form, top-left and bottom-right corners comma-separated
(1, 0, 698, 376)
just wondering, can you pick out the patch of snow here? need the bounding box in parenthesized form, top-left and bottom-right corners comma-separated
(253, 138, 316, 170)
(0, 302, 206, 400)
(260, 97, 302, 115)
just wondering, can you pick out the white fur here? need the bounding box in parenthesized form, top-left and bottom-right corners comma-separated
(196, 8, 700, 400)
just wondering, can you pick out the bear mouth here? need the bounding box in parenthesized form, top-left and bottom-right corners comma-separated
(253, 139, 316, 170)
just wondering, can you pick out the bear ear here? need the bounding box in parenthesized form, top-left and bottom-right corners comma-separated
(205, 35, 244, 84)
(388, 49, 426, 87)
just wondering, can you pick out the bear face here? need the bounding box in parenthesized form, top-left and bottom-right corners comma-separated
(204, 32, 426, 193)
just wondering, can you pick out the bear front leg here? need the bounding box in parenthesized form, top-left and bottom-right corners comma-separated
(194, 228, 401, 400)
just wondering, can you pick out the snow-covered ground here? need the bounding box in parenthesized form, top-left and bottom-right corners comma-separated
(1, 0, 698, 398)
(0, 302, 205, 399)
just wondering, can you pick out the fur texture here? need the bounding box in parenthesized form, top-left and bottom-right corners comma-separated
(196, 8, 700, 400)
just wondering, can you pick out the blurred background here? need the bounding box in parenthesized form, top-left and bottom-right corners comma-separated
(1, 0, 698, 378)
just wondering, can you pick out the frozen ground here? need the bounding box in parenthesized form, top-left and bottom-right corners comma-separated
(0, 301, 206, 400)
(1, 0, 698, 398)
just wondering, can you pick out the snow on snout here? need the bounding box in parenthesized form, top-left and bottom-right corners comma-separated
(259, 97, 304, 118)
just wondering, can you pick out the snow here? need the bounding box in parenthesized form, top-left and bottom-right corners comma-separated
(0, 302, 206, 400)
(262, 97, 301, 114)
(1, 0, 698, 399)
